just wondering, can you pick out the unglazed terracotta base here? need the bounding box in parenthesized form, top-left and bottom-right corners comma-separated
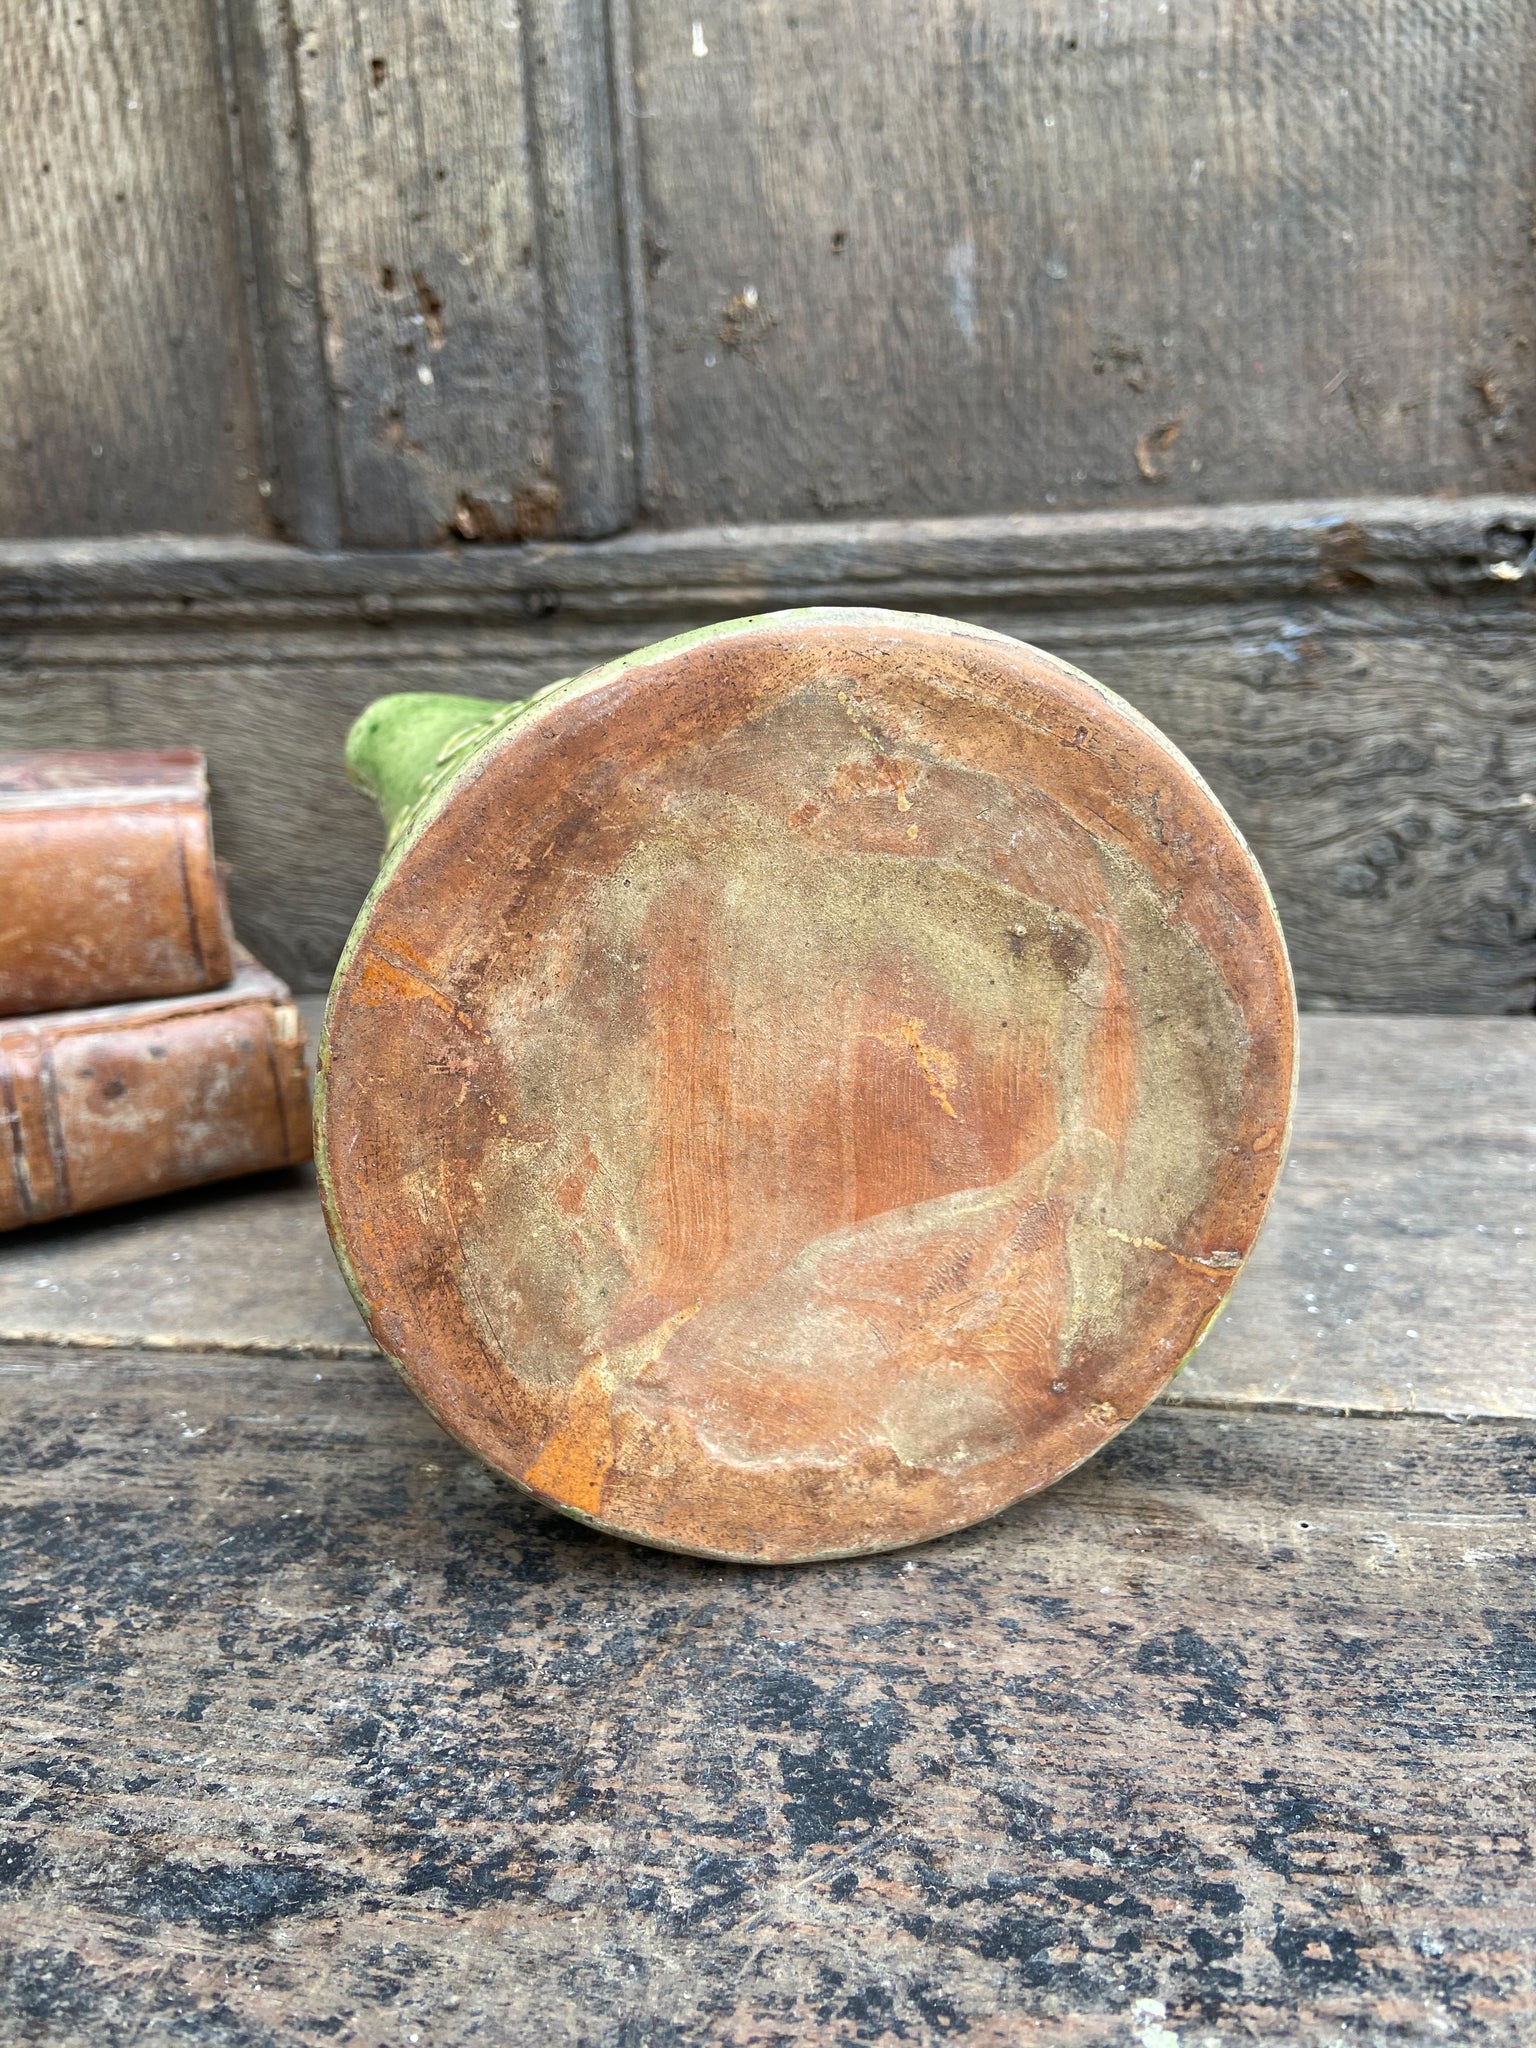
(318, 610, 1296, 1562)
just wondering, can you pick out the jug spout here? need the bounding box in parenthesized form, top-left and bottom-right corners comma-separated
(345, 692, 512, 848)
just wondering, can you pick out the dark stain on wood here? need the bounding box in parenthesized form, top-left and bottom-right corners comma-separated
(0, 1344, 1532, 2043)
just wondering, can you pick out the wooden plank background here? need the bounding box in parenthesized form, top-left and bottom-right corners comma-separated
(0, 0, 267, 538)
(620, 0, 1536, 522)
(3, 504, 1534, 1008)
(4, 3, 1535, 1010)
(281, 0, 558, 547)
(5, 1350, 1535, 2043)
(6, 0, 1532, 540)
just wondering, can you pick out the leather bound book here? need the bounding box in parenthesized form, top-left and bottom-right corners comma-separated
(0, 952, 311, 1230)
(0, 748, 234, 1015)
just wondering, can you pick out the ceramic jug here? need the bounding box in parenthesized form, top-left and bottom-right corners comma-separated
(318, 609, 1295, 1562)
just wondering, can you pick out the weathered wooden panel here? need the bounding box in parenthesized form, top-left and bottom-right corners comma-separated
(0, 1160, 378, 1361)
(1172, 1016, 1536, 1418)
(1094, 616, 1536, 1017)
(283, 0, 633, 546)
(521, 0, 638, 536)
(629, 0, 1536, 524)
(217, 0, 345, 549)
(2, 1345, 1534, 2043)
(1, 507, 1532, 1008)
(286, 0, 556, 545)
(8, 612, 1532, 1011)
(0, 0, 268, 536)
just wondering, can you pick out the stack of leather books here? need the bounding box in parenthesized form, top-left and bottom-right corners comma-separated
(0, 750, 312, 1230)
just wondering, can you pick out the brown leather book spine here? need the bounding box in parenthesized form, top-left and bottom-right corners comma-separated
(0, 962, 311, 1230)
(0, 750, 234, 1015)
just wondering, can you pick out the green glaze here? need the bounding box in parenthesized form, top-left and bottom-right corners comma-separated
(345, 691, 540, 850)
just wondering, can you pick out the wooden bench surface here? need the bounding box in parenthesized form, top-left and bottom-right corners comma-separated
(2, 1012, 1533, 2044)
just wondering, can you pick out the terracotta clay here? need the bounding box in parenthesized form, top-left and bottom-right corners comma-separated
(319, 610, 1296, 1562)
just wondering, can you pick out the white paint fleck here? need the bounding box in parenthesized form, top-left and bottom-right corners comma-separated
(1131, 1997, 1181, 2048)
(692, 19, 708, 56)
(417, 364, 434, 385)
(945, 240, 977, 345)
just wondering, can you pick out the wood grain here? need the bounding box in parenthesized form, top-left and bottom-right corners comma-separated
(8, 623, 1534, 1011)
(0, 1162, 372, 1358)
(285, 0, 557, 545)
(629, 0, 1536, 525)
(0, 0, 267, 537)
(215, 0, 345, 548)
(4, 496, 1531, 618)
(1, 1346, 1533, 2044)
(1, 507, 1532, 1010)
(1173, 1017, 1536, 1419)
(521, 0, 637, 537)
(8, 0, 1536, 546)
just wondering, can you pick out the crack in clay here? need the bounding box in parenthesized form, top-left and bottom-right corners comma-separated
(593, 1300, 703, 1390)
(873, 1016, 962, 1120)
(835, 690, 881, 747)
(363, 947, 489, 1043)
(1101, 1223, 1241, 1274)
